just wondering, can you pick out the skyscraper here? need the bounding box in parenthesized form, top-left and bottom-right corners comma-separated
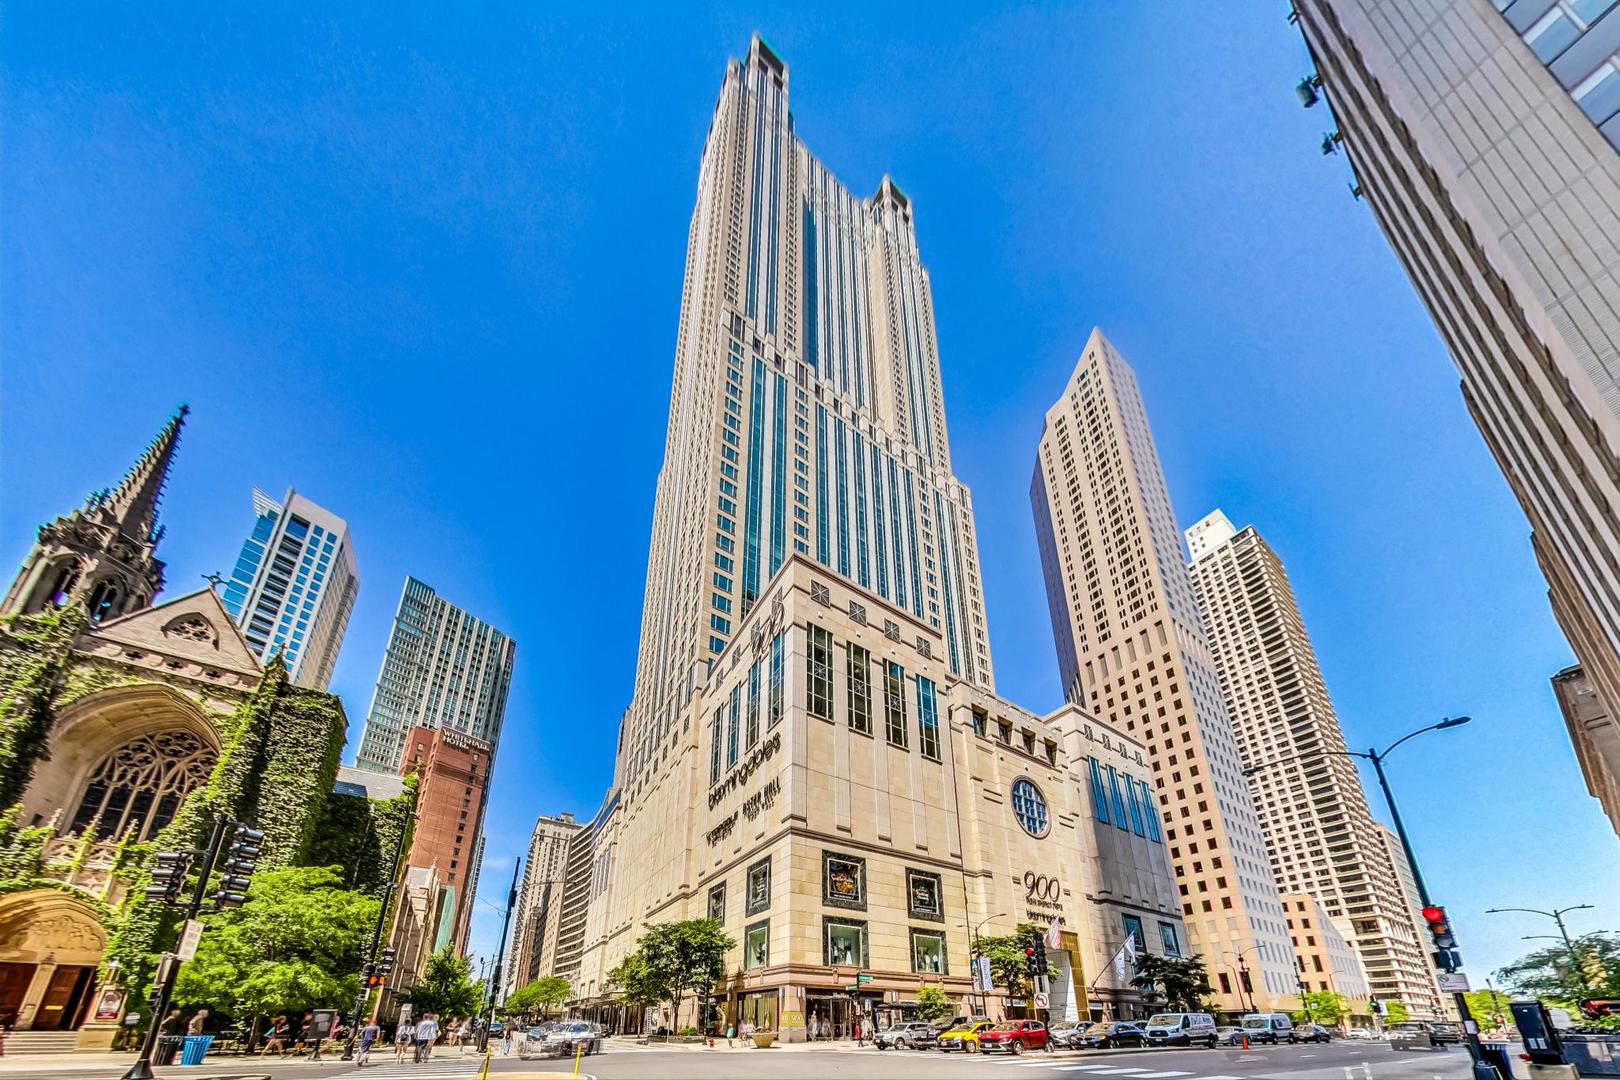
(1291, 0, 1620, 833)
(353, 577, 516, 773)
(220, 487, 358, 689)
(505, 812, 580, 996)
(1184, 509, 1442, 1019)
(1030, 328, 1296, 1014)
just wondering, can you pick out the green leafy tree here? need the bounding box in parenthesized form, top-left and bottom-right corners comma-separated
(1464, 989, 1514, 1030)
(1131, 954, 1212, 1012)
(170, 865, 377, 1045)
(915, 986, 953, 1023)
(607, 952, 666, 1019)
(1496, 933, 1620, 1005)
(635, 919, 734, 1033)
(503, 976, 572, 1020)
(1382, 1000, 1410, 1023)
(1292, 990, 1347, 1025)
(978, 924, 1039, 998)
(398, 945, 484, 1020)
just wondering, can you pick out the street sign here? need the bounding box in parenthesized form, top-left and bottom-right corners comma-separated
(845, 984, 862, 993)
(175, 919, 204, 961)
(1436, 971, 1472, 992)
(856, 973, 872, 983)
(1034, 992, 1050, 1008)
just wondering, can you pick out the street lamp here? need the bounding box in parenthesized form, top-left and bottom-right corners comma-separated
(1242, 716, 1496, 1080)
(959, 913, 1006, 1017)
(1486, 905, 1595, 993)
(1224, 946, 1264, 1014)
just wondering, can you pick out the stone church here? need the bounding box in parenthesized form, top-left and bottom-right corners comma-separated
(0, 409, 403, 1050)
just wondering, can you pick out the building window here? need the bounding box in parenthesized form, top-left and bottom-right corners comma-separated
(822, 851, 866, 910)
(1122, 914, 1145, 954)
(727, 685, 741, 768)
(1159, 922, 1181, 957)
(1138, 778, 1162, 841)
(708, 883, 726, 924)
(824, 918, 868, 967)
(744, 919, 770, 969)
(746, 857, 771, 916)
(1123, 772, 1147, 837)
(1106, 765, 1130, 831)
(1011, 777, 1049, 837)
(69, 730, 216, 842)
(769, 631, 784, 727)
(884, 661, 908, 747)
(1573, 56, 1620, 126)
(847, 643, 873, 734)
(910, 929, 947, 975)
(906, 869, 943, 922)
(747, 661, 761, 748)
(807, 624, 833, 718)
(1524, 7, 1579, 62)
(916, 675, 939, 760)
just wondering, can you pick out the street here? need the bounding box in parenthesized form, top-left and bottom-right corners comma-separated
(0, 1040, 1499, 1080)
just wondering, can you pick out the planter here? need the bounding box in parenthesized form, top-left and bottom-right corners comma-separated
(751, 1032, 777, 1048)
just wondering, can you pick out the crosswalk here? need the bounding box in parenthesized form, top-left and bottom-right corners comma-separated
(339, 1053, 488, 1078)
(970, 1060, 1248, 1080)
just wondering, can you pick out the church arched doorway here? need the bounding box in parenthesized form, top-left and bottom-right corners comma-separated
(0, 892, 107, 1031)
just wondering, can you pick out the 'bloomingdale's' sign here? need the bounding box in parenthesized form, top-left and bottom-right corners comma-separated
(707, 731, 781, 810)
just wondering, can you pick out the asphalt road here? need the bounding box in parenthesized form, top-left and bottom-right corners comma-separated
(0, 1039, 1496, 1080)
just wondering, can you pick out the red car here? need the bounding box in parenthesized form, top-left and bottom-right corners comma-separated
(975, 1021, 1048, 1054)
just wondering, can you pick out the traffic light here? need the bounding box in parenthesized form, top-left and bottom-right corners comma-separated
(1024, 932, 1039, 977)
(213, 823, 264, 910)
(144, 851, 192, 905)
(1422, 905, 1461, 972)
(1032, 934, 1049, 976)
(377, 947, 396, 976)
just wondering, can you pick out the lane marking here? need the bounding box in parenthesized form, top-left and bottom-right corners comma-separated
(1131, 1072, 1197, 1078)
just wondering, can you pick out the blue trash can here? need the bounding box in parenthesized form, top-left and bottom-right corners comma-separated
(1479, 1041, 1514, 1080)
(179, 1034, 214, 1065)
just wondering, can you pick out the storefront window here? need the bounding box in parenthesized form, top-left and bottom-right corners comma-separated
(822, 851, 866, 909)
(824, 918, 868, 967)
(910, 929, 946, 974)
(747, 857, 771, 915)
(708, 883, 726, 924)
(740, 991, 777, 1032)
(745, 919, 769, 969)
(906, 869, 942, 921)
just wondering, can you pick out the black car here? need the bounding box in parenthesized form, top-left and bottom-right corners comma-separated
(1070, 1021, 1147, 1049)
(1427, 1022, 1462, 1046)
(1295, 1023, 1332, 1043)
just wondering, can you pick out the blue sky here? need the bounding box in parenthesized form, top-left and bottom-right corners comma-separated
(5, 2, 1615, 989)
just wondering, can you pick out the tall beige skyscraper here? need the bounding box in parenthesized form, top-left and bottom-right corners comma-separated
(1184, 509, 1442, 1019)
(1291, 0, 1620, 835)
(1030, 328, 1296, 1014)
(505, 812, 580, 996)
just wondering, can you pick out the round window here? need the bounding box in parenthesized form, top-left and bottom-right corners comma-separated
(1011, 777, 1049, 837)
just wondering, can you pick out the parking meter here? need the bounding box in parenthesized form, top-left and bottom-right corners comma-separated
(1510, 1000, 1564, 1066)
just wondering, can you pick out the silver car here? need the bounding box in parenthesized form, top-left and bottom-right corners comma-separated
(875, 1022, 938, 1050)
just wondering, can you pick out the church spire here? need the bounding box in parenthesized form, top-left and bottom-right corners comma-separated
(100, 404, 188, 545)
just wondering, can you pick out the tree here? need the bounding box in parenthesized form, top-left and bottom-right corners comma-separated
(634, 919, 734, 1033)
(1464, 989, 1513, 1030)
(978, 924, 1039, 998)
(1496, 933, 1620, 1005)
(1292, 990, 1347, 1025)
(503, 976, 572, 1020)
(398, 945, 484, 1021)
(1382, 1000, 1410, 1023)
(1131, 954, 1212, 1012)
(171, 865, 377, 1043)
(915, 986, 953, 1023)
(607, 952, 666, 1022)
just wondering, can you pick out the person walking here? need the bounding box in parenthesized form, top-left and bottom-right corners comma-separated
(393, 1018, 415, 1063)
(356, 1018, 380, 1066)
(413, 1013, 439, 1062)
(501, 1025, 513, 1056)
(185, 1009, 209, 1035)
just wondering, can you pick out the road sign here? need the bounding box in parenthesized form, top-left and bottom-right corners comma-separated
(856, 973, 872, 983)
(1034, 992, 1050, 1009)
(175, 919, 204, 961)
(1437, 971, 1472, 992)
(845, 984, 862, 993)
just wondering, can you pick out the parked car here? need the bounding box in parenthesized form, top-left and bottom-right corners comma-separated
(1047, 1020, 1084, 1048)
(1427, 1022, 1463, 1046)
(975, 1020, 1048, 1055)
(874, 1022, 937, 1050)
(1216, 1025, 1245, 1046)
(1070, 1021, 1147, 1049)
(519, 1020, 601, 1059)
(1345, 1028, 1379, 1040)
(937, 1020, 995, 1053)
(1144, 1012, 1218, 1047)
(937, 1014, 989, 1036)
(1388, 1021, 1459, 1049)
(1296, 1023, 1332, 1043)
(1240, 1012, 1296, 1044)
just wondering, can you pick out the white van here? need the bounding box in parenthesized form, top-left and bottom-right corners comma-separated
(1240, 1012, 1296, 1044)
(1143, 1012, 1218, 1047)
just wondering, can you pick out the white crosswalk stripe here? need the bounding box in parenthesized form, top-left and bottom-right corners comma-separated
(343, 1056, 484, 1078)
(1132, 1072, 1196, 1077)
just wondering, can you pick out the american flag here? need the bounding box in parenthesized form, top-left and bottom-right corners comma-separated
(1044, 916, 1063, 949)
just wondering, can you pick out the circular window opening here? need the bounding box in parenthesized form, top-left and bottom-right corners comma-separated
(1011, 777, 1049, 837)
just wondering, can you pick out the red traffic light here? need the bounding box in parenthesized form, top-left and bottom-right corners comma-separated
(1422, 905, 1445, 923)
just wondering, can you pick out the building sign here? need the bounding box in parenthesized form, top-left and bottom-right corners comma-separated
(708, 731, 781, 809)
(93, 987, 125, 1022)
(742, 777, 780, 820)
(440, 729, 491, 753)
(705, 812, 738, 847)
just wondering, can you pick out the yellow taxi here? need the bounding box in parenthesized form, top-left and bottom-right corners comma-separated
(937, 1020, 995, 1053)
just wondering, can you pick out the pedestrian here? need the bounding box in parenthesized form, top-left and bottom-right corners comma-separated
(725, 1018, 735, 1048)
(263, 1015, 288, 1056)
(501, 1025, 513, 1056)
(414, 1012, 439, 1062)
(740, 1019, 753, 1047)
(357, 1018, 380, 1067)
(295, 1011, 314, 1056)
(185, 1009, 209, 1035)
(394, 1018, 415, 1063)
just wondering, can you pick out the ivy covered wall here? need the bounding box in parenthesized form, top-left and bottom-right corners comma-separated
(308, 777, 418, 900)
(0, 606, 84, 806)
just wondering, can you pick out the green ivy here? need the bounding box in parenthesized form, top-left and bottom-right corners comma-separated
(0, 606, 83, 806)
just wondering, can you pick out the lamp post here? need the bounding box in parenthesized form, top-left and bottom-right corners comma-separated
(1224, 947, 1263, 1014)
(341, 816, 413, 1061)
(961, 913, 1006, 1018)
(1242, 716, 1495, 1080)
(477, 859, 522, 1052)
(1486, 905, 1595, 993)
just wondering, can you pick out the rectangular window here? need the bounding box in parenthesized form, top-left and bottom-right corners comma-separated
(822, 850, 866, 910)
(906, 869, 942, 921)
(1123, 772, 1147, 836)
(807, 624, 833, 718)
(769, 631, 784, 727)
(885, 661, 908, 747)
(1088, 757, 1111, 824)
(711, 613, 731, 634)
(916, 675, 939, 759)
(707, 883, 726, 923)
(744, 919, 769, 970)
(824, 918, 868, 967)
(1106, 765, 1130, 831)
(1159, 922, 1181, 957)
(746, 856, 771, 915)
(727, 685, 740, 768)
(746, 661, 761, 748)
(710, 706, 723, 783)
(1122, 914, 1145, 955)
(910, 929, 946, 975)
(846, 643, 872, 734)
(1138, 779, 1162, 841)
(1525, 9, 1579, 62)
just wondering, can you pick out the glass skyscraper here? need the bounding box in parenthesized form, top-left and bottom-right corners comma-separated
(220, 486, 358, 689)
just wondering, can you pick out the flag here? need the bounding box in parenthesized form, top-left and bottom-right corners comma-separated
(1113, 944, 1128, 982)
(1123, 934, 1139, 965)
(1045, 917, 1063, 950)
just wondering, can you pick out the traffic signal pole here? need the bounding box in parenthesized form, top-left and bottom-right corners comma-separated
(121, 815, 230, 1080)
(342, 815, 413, 1061)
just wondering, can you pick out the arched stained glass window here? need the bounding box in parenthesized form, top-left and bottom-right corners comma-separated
(70, 731, 216, 841)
